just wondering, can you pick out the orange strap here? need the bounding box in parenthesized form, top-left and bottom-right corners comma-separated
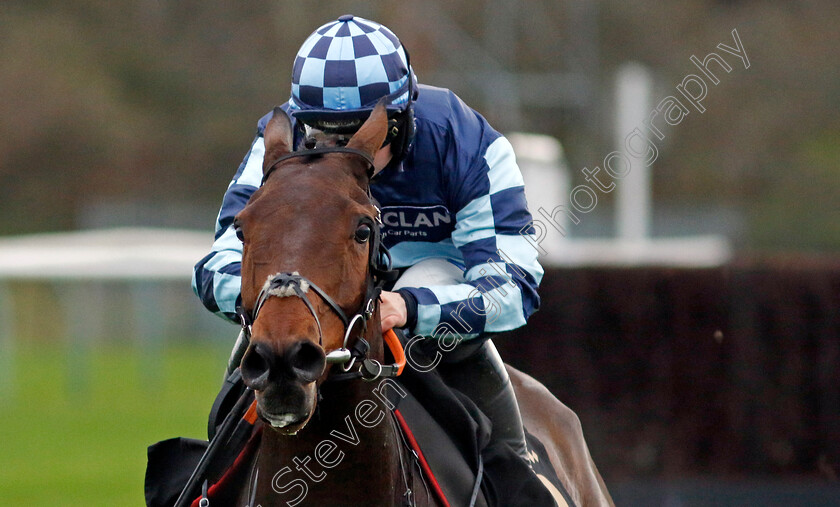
(383, 328, 406, 376)
(243, 399, 259, 424)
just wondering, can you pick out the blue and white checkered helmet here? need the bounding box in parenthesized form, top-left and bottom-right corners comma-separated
(288, 15, 417, 128)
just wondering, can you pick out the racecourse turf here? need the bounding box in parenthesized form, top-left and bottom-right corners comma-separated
(0, 340, 229, 506)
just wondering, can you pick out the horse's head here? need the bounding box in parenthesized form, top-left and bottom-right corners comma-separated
(235, 102, 389, 434)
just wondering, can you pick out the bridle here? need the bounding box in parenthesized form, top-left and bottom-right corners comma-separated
(261, 145, 379, 184)
(177, 142, 412, 507)
(238, 146, 402, 381)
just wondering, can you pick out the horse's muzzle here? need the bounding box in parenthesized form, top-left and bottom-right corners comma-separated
(241, 340, 326, 389)
(240, 339, 326, 431)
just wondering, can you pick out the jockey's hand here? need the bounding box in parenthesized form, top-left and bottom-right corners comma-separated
(379, 291, 407, 331)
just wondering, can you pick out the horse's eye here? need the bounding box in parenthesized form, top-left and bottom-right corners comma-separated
(354, 223, 372, 243)
(233, 219, 245, 242)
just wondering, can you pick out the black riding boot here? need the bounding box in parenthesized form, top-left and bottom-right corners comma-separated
(436, 339, 531, 464)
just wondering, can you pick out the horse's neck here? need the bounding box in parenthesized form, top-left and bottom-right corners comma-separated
(252, 380, 403, 506)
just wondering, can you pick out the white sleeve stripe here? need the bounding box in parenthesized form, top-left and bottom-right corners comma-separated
(423, 284, 477, 306)
(452, 194, 495, 246)
(464, 261, 518, 284)
(481, 285, 527, 332)
(235, 137, 266, 188)
(416, 304, 441, 336)
(203, 248, 242, 274)
(495, 234, 544, 284)
(387, 239, 462, 269)
(203, 229, 243, 272)
(211, 227, 243, 252)
(485, 137, 524, 194)
(212, 271, 242, 316)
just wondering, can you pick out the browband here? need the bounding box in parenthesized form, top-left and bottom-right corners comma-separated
(262, 146, 376, 185)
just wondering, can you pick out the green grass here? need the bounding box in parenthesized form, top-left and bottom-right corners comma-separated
(0, 340, 229, 506)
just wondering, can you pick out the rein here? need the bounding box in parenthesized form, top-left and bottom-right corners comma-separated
(241, 145, 402, 382)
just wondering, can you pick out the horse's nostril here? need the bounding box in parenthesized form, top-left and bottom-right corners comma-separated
(289, 340, 326, 383)
(241, 340, 325, 387)
(241, 342, 273, 390)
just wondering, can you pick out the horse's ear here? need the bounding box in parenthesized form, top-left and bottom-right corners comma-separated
(346, 99, 389, 160)
(263, 107, 294, 174)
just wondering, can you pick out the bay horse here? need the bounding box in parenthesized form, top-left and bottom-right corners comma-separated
(229, 101, 614, 506)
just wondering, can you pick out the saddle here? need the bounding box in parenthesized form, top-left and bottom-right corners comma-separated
(392, 352, 568, 507)
(144, 355, 570, 507)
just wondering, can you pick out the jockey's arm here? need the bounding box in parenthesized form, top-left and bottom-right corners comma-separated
(193, 115, 274, 322)
(389, 134, 544, 341)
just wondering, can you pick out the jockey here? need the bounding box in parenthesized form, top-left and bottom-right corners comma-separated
(192, 15, 544, 466)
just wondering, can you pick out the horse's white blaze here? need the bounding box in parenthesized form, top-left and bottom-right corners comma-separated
(263, 271, 310, 298)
